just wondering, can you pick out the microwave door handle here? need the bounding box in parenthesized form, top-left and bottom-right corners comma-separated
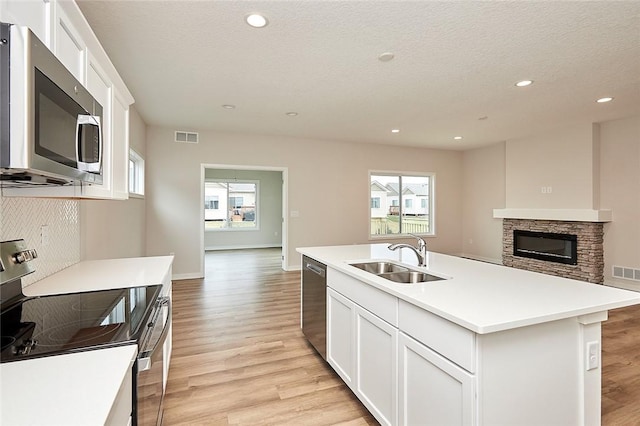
(76, 114, 102, 172)
(138, 297, 171, 372)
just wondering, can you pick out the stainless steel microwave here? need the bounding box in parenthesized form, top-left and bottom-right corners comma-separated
(0, 22, 103, 186)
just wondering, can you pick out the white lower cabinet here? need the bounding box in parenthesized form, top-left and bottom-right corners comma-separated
(105, 348, 136, 426)
(398, 332, 475, 426)
(327, 288, 355, 387)
(356, 305, 397, 426)
(326, 288, 397, 426)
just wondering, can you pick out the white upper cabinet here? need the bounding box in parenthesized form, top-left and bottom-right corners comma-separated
(0, 0, 51, 47)
(111, 91, 130, 200)
(1, 0, 134, 200)
(83, 51, 113, 199)
(53, 1, 85, 82)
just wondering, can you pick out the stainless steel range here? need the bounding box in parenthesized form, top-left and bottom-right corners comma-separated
(0, 239, 170, 425)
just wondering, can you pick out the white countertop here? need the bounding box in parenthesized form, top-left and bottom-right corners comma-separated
(1, 256, 173, 425)
(23, 255, 174, 296)
(298, 244, 640, 334)
(0, 345, 137, 426)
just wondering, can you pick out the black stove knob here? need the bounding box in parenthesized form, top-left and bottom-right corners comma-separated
(15, 339, 38, 355)
(13, 249, 38, 264)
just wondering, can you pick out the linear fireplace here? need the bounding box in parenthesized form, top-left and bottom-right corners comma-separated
(513, 230, 577, 265)
(502, 219, 604, 284)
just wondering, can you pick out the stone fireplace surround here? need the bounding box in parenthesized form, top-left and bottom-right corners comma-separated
(502, 219, 604, 284)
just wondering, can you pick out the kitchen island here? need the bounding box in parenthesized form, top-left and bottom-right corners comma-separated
(298, 244, 640, 426)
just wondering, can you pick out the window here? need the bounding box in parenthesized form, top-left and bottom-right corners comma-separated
(205, 196, 219, 210)
(371, 197, 381, 209)
(229, 197, 243, 208)
(205, 180, 258, 230)
(369, 173, 434, 236)
(128, 149, 145, 196)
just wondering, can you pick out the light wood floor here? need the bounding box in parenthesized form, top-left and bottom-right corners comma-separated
(602, 302, 640, 425)
(163, 248, 377, 425)
(164, 248, 640, 425)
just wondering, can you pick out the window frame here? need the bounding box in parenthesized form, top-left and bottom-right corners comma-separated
(204, 179, 260, 232)
(368, 171, 435, 239)
(128, 149, 145, 198)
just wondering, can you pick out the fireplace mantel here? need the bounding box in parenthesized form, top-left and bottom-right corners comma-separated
(493, 208, 612, 222)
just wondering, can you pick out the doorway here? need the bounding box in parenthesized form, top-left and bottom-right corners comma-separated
(199, 164, 288, 274)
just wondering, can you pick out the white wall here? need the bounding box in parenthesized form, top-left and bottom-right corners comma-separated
(460, 116, 640, 287)
(599, 115, 640, 287)
(80, 106, 147, 260)
(204, 168, 282, 250)
(505, 122, 599, 209)
(461, 142, 506, 263)
(145, 127, 463, 277)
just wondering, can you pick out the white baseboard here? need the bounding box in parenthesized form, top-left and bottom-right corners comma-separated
(172, 272, 204, 281)
(456, 253, 502, 265)
(604, 279, 640, 292)
(205, 243, 282, 251)
(285, 265, 302, 272)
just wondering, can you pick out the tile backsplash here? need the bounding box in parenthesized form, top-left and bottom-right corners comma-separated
(0, 196, 80, 286)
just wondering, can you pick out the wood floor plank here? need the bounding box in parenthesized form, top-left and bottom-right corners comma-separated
(163, 248, 639, 425)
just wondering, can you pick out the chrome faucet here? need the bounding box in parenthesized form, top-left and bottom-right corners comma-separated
(388, 234, 427, 266)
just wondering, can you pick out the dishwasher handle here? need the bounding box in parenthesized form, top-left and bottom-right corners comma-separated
(305, 262, 325, 277)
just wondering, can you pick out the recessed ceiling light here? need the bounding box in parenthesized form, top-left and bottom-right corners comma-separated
(391, 129, 400, 133)
(378, 52, 395, 62)
(515, 80, 534, 87)
(596, 97, 614, 103)
(246, 14, 268, 28)
(222, 104, 236, 109)
(453, 136, 463, 140)
(285, 112, 298, 117)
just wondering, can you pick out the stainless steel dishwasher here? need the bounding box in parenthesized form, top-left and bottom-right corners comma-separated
(302, 255, 327, 359)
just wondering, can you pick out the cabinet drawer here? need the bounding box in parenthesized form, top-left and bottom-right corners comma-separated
(327, 268, 398, 326)
(399, 300, 475, 373)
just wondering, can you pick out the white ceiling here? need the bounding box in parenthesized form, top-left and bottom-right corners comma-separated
(76, 0, 640, 151)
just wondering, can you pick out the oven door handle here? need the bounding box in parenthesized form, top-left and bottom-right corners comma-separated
(138, 296, 171, 372)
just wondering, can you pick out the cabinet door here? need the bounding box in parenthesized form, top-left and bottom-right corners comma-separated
(327, 288, 356, 388)
(0, 0, 51, 46)
(399, 333, 475, 426)
(53, 2, 85, 82)
(111, 91, 130, 200)
(81, 52, 113, 198)
(356, 305, 397, 426)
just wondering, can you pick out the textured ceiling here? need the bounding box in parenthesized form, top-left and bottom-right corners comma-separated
(76, 0, 640, 150)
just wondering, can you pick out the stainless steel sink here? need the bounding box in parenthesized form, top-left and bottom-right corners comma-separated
(351, 261, 409, 274)
(379, 271, 444, 283)
(349, 261, 445, 284)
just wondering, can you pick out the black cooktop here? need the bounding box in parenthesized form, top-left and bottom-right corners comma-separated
(0, 285, 162, 363)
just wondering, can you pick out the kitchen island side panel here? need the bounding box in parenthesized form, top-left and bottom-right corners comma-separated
(477, 317, 592, 425)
